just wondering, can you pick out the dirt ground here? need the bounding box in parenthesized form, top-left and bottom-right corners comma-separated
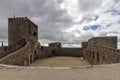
(29, 57, 90, 67)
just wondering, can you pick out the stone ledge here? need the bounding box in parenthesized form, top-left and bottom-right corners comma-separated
(0, 62, 120, 70)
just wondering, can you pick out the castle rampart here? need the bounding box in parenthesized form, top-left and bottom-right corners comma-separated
(0, 17, 120, 66)
(83, 36, 120, 65)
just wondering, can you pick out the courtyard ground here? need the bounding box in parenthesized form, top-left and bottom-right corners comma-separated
(29, 56, 90, 67)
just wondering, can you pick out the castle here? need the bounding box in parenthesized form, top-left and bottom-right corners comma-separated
(0, 17, 119, 66)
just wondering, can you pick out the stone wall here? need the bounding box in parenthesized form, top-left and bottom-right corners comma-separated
(55, 48, 83, 57)
(0, 47, 4, 53)
(91, 46, 120, 64)
(27, 19, 38, 42)
(8, 17, 38, 46)
(0, 39, 26, 59)
(0, 41, 42, 66)
(38, 42, 83, 58)
(83, 36, 120, 65)
(30, 41, 41, 62)
(0, 42, 31, 66)
(8, 17, 28, 46)
(88, 36, 117, 48)
(39, 46, 54, 58)
(0, 17, 39, 66)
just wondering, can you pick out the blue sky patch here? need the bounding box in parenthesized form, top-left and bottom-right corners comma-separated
(83, 25, 100, 31)
(91, 25, 100, 30)
(94, 15, 99, 21)
(83, 26, 90, 30)
(92, 15, 99, 21)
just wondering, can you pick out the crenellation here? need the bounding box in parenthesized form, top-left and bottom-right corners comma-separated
(8, 17, 29, 22)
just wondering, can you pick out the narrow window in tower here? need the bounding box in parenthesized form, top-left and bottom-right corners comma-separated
(33, 32, 37, 36)
(97, 52, 99, 62)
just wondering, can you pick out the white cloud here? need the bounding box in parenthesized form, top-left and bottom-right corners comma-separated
(118, 42, 120, 49)
(0, 0, 120, 47)
(63, 0, 120, 43)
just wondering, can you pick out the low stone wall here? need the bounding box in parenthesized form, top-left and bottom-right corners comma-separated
(83, 46, 120, 65)
(0, 47, 4, 53)
(38, 46, 83, 58)
(88, 36, 117, 48)
(53, 48, 83, 57)
(82, 36, 120, 65)
(108, 53, 120, 63)
(0, 39, 26, 59)
(39, 46, 54, 58)
(0, 42, 31, 66)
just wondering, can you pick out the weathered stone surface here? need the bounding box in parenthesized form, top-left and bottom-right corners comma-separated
(83, 36, 120, 65)
(0, 17, 40, 66)
(8, 17, 38, 46)
(40, 42, 83, 57)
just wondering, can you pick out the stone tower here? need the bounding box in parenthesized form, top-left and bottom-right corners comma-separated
(8, 17, 38, 46)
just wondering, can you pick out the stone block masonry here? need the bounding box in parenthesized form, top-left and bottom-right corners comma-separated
(0, 17, 40, 66)
(82, 36, 120, 65)
(8, 17, 38, 46)
(0, 42, 31, 65)
(40, 42, 83, 57)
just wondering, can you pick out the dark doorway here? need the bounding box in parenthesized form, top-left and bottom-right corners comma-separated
(51, 50, 56, 55)
(34, 51, 37, 60)
(97, 52, 99, 62)
(30, 55, 32, 63)
(92, 52, 94, 59)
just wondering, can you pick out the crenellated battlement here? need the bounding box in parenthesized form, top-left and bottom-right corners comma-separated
(8, 17, 38, 27)
(8, 17, 27, 22)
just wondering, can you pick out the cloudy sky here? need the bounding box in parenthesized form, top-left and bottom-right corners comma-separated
(0, 0, 120, 47)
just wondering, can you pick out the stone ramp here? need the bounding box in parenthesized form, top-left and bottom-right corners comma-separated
(0, 42, 30, 65)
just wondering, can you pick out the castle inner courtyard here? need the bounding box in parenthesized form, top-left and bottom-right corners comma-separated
(29, 56, 90, 67)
